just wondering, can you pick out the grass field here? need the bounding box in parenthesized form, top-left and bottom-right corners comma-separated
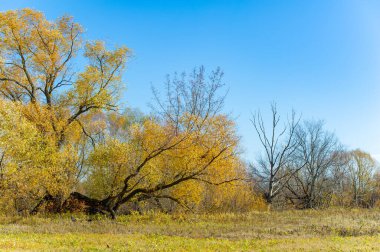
(1, 209, 380, 251)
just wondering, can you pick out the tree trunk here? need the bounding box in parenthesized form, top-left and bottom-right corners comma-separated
(62, 192, 112, 216)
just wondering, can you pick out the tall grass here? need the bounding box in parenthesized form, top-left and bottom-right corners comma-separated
(0, 208, 380, 251)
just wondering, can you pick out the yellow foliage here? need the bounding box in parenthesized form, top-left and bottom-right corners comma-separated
(0, 99, 77, 212)
(83, 114, 262, 213)
(0, 8, 130, 213)
(0, 8, 264, 215)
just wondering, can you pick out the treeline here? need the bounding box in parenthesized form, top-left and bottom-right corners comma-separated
(0, 9, 377, 218)
(251, 105, 380, 209)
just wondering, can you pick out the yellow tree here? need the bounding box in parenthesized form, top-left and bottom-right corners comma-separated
(68, 67, 246, 218)
(347, 150, 377, 207)
(0, 99, 79, 213)
(0, 9, 129, 212)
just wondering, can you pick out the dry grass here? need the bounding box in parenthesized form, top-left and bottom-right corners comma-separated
(1, 208, 380, 251)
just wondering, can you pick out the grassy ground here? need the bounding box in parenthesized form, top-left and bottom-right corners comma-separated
(0, 209, 380, 251)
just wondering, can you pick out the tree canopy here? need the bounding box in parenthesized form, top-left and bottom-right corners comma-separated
(0, 8, 379, 217)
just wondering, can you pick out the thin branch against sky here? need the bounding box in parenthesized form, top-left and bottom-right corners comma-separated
(1, 0, 379, 160)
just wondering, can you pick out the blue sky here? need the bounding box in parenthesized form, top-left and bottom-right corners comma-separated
(1, 0, 380, 161)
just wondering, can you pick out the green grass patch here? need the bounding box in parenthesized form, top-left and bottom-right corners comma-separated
(0, 209, 380, 251)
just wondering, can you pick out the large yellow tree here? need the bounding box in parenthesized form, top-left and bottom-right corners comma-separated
(0, 9, 248, 217)
(68, 67, 247, 218)
(0, 9, 128, 212)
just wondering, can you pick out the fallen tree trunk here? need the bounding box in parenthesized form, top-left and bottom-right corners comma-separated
(62, 192, 116, 217)
(30, 192, 116, 218)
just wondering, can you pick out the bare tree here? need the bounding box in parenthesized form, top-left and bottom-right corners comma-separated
(285, 120, 343, 209)
(251, 104, 301, 205)
(326, 151, 351, 207)
(151, 66, 226, 132)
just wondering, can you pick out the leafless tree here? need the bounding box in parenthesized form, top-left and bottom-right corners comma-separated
(285, 120, 344, 208)
(151, 66, 227, 132)
(251, 103, 302, 205)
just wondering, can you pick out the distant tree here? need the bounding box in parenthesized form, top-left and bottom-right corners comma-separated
(371, 170, 380, 207)
(251, 104, 302, 205)
(285, 120, 344, 208)
(347, 150, 377, 207)
(326, 151, 351, 207)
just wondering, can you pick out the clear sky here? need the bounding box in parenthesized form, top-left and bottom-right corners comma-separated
(1, 0, 380, 161)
